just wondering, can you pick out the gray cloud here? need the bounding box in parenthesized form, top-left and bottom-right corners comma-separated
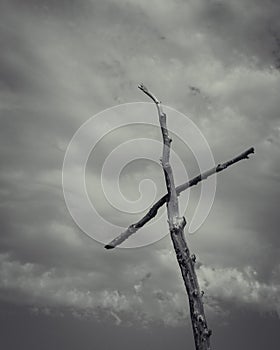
(0, 0, 280, 348)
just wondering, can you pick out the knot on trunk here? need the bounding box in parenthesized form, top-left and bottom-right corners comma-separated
(173, 216, 186, 230)
(203, 328, 212, 338)
(191, 254, 196, 263)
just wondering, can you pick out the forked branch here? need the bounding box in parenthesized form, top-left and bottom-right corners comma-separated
(105, 147, 254, 249)
(138, 83, 211, 350)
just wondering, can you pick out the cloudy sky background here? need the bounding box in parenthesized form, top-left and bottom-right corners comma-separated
(1, 0, 280, 349)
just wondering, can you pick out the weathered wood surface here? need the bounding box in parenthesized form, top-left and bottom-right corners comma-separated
(137, 84, 211, 350)
(105, 148, 254, 249)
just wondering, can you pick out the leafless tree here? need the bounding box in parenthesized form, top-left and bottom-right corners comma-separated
(105, 84, 254, 350)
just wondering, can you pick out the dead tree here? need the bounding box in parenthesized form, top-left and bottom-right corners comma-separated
(105, 84, 254, 350)
(105, 147, 254, 250)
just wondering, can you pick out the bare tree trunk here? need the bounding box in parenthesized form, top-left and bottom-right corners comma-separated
(138, 84, 211, 350)
(105, 147, 254, 249)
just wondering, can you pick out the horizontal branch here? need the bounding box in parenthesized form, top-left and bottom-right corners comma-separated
(104, 148, 254, 250)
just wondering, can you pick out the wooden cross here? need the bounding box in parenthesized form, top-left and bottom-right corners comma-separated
(105, 84, 254, 350)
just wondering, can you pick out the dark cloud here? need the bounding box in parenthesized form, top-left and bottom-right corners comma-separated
(0, 0, 280, 349)
(194, 0, 280, 68)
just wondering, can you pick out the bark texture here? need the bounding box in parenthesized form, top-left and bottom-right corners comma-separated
(105, 147, 254, 249)
(138, 84, 211, 350)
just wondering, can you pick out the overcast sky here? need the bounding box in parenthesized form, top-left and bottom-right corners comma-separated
(0, 1, 280, 349)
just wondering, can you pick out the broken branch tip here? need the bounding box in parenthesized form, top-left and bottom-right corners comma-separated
(104, 244, 114, 250)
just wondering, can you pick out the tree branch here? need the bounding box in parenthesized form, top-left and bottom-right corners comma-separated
(137, 83, 211, 350)
(104, 147, 254, 249)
